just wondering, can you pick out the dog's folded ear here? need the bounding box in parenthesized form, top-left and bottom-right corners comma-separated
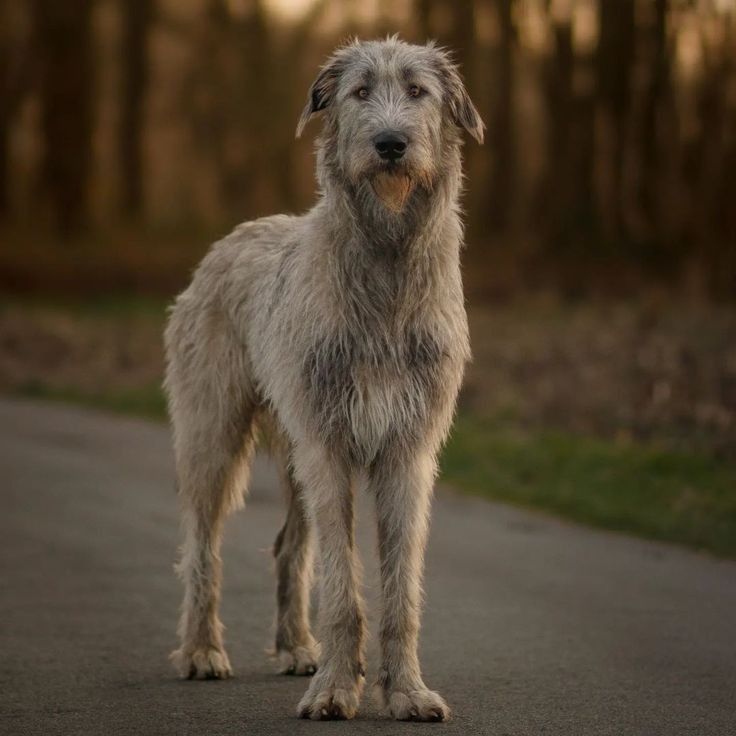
(296, 53, 345, 138)
(432, 47, 485, 144)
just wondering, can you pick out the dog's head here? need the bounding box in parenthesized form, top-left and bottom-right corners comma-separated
(296, 37, 484, 213)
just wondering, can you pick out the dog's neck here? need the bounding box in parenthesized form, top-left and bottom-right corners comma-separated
(317, 145, 464, 260)
(313, 144, 465, 329)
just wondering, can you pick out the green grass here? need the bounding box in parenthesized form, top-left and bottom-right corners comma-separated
(12, 378, 736, 558)
(441, 415, 736, 557)
(0, 293, 169, 319)
(17, 381, 168, 422)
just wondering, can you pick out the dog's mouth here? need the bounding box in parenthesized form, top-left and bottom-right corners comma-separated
(370, 168, 414, 213)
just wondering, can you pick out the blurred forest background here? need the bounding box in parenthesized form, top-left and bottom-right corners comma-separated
(1, 0, 735, 295)
(1, 0, 735, 554)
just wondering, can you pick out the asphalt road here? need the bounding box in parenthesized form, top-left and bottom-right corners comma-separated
(1, 397, 735, 735)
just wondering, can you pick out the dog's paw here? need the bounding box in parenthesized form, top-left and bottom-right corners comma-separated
(297, 672, 362, 720)
(381, 686, 450, 722)
(276, 642, 320, 676)
(171, 646, 233, 680)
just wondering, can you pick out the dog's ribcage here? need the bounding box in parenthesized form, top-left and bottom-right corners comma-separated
(303, 327, 450, 463)
(300, 248, 457, 464)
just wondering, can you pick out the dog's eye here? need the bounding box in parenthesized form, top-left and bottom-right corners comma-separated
(356, 87, 369, 100)
(408, 84, 423, 98)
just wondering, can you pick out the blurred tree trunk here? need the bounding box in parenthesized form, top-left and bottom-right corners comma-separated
(194, 0, 274, 219)
(0, 13, 11, 217)
(539, 13, 573, 237)
(488, 0, 515, 231)
(630, 0, 684, 281)
(236, 0, 273, 217)
(119, 0, 152, 218)
(417, 0, 432, 38)
(595, 0, 635, 239)
(570, 53, 597, 250)
(715, 24, 736, 298)
(716, 128, 736, 298)
(639, 0, 670, 233)
(33, 0, 93, 235)
(276, 0, 330, 211)
(417, 0, 475, 76)
(692, 38, 735, 296)
(0, 1, 33, 220)
(450, 0, 475, 84)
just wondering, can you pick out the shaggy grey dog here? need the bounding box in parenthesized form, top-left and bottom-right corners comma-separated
(164, 36, 483, 721)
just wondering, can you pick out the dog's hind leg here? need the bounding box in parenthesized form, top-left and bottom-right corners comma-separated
(165, 306, 258, 680)
(169, 402, 257, 680)
(271, 444, 319, 675)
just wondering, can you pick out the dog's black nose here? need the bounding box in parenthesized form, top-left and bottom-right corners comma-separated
(373, 131, 408, 161)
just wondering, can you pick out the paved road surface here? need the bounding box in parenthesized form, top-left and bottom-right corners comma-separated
(1, 398, 735, 735)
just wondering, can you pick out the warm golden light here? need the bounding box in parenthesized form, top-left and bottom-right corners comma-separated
(266, 0, 317, 22)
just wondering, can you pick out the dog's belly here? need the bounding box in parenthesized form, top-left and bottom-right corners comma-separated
(302, 330, 454, 462)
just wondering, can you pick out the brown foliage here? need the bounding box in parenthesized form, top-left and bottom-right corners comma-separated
(0, 0, 735, 297)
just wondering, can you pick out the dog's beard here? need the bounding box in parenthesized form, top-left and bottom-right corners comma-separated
(370, 170, 414, 213)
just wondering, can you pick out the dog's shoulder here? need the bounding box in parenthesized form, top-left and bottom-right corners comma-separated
(199, 214, 305, 279)
(228, 214, 303, 252)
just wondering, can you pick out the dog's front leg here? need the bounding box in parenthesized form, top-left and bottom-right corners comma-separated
(370, 450, 451, 721)
(292, 441, 365, 720)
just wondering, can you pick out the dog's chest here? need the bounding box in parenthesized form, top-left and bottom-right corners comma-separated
(303, 327, 450, 460)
